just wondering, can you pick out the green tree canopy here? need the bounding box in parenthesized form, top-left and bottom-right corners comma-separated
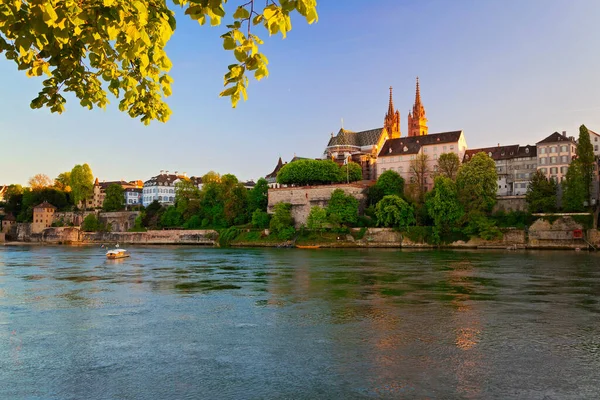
(456, 152, 498, 214)
(338, 162, 363, 183)
(326, 189, 359, 226)
(436, 152, 460, 181)
(306, 205, 327, 230)
(251, 209, 270, 229)
(269, 202, 294, 237)
(102, 183, 125, 212)
(0, 1, 318, 124)
(4, 184, 24, 215)
(81, 214, 101, 232)
(248, 177, 269, 214)
(376, 170, 405, 197)
(426, 176, 463, 242)
(70, 163, 94, 209)
(525, 170, 557, 213)
(562, 159, 587, 212)
(175, 179, 201, 219)
(375, 195, 415, 229)
(54, 172, 72, 192)
(277, 159, 342, 186)
(160, 206, 183, 228)
(224, 183, 249, 226)
(576, 124, 595, 203)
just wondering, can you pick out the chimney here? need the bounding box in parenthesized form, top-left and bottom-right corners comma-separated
(160, 170, 164, 175)
(498, 143, 500, 147)
(562, 131, 567, 137)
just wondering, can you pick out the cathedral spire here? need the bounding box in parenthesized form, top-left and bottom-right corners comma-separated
(384, 86, 401, 138)
(407, 77, 428, 136)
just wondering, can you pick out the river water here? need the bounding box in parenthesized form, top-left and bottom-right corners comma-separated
(1, 246, 599, 399)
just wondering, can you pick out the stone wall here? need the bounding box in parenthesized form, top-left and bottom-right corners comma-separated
(81, 229, 217, 245)
(98, 211, 141, 232)
(494, 196, 527, 212)
(268, 183, 368, 227)
(0, 232, 4, 242)
(53, 211, 95, 227)
(528, 216, 587, 248)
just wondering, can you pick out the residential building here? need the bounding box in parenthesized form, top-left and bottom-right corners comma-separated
(536, 131, 577, 183)
(32, 202, 56, 233)
(376, 130, 468, 192)
(125, 187, 143, 206)
(589, 129, 600, 157)
(2, 213, 16, 233)
(464, 144, 537, 196)
(265, 157, 284, 188)
(142, 171, 203, 207)
(91, 179, 144, 208)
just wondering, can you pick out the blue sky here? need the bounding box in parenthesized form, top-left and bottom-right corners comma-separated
(1, 0, 600, 185)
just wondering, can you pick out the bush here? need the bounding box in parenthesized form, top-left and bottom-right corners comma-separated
(81, 214, 101, 232)
(403, 226, 433, 243)
(270, 203, 294, 235)
(375, 195, 416, 229)
(277, 226, 296, 240)
(306, 206, 327, 230)
(183, 215, 202, 229)
(277, 159, 342, 186)
(327, 189, 358, 226)
(219, 226, 240, 247)
(463, 212, 502, 240)
(251, 209, 270, 229)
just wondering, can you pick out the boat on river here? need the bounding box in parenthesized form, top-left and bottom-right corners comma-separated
(296, 245, 321, 249)
(106, 249, 129, 259)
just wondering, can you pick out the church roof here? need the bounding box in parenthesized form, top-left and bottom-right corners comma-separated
(378, 130, 463, 157)
(327, 128, 384, 148)
(265, 157, 284, 179)
(537, 132, 576, 144)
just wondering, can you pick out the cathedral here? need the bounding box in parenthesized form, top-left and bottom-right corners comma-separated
(322, 78, 429, 180)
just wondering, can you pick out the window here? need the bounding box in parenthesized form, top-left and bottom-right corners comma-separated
(595, 145, 599, 151)
(561, 156, 568, 163)
(450, 145, 454, 151)
(539, 158, 547, 165)
(381, 168, 386, 172)
(550, 146, 557, 153)
(560, 145, 567, 152)
(540, 168, 547, 174)
(540, 148, 546, 154)
(443, 146, 447, 152)
(434, 154, 438, 160)
(595, 137, 598, 142)
(423, 147, 427, 153)
(550, 167, 558, 174)
(498, 185, 502, 189)
(550, 156, 557, 164)
(561, 166, 568, 174)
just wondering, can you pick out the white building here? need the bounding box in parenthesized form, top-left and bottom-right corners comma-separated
(142, 171, 203, 207)
(376, 130, 468, 192)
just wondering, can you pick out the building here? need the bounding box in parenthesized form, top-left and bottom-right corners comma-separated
(464, 144, 537, 196)
(536, 131, 577, 183)
(124, 187, 143, 206)
(377, 130, 467, 192)
(1, 213, 16, 233)
(589, 129, 600, 157)
(89, 179, 144, 209)
(142, 171, 203, 207)
(265, 157, 284, 188)
(407, 77, 428, 137)
(32, 202, 56, 233)
(323, 86, 405, 180)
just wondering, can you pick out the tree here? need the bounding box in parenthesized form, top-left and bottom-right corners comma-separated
(251, 209, 270, 229)
(277, 159, 342, 186)
(375, 195, 416, 229)
(269, 202, 295, 239)
(376, 170, 405, 197)
(202, 171, 221, 184)
(426, 176, 463, 242)
(81, 214, 101, 232)
(143, 200, 164, 229)
(175, 179, 201, 219)
(562, 160, 587, 212)
(28, 174, 53, 189)
(436, 153, 460, 181)
(0, 1, 318, 124)
(338, 162, 363, 183)
(306, 206, 327, 231)
(326, 189, 359, 226)
(224, 183, 249, 225)
(54, 172, 72, 192)
(4, 184, 24, 215)
(248, 178, 269, 214)
(525, 170, 557, 213)
(408, 153, 429, 203)
(576, 125, 595, 203)
(103, 184, 125, 212)
(456, 152, 498, 215)
(160, 206, 183, 228)
(70, 164, 94, 209)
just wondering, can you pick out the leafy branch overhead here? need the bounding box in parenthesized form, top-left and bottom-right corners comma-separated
(0, 0, 318, 124)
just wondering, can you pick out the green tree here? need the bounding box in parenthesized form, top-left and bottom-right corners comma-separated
(0, 1, 318, 123)
(525, 170, 557, 213)
(576, 124, 595, 203)
(251, 209, 270, 229)
(175, 179, 201, 219)
(70, 164, 94, 209)
(102, 184, 125, 212)
(456, 152, 498, 215)
(198, 181, 227, 228)
(326, 189, 359, 226)
(54, 172, 72, 192)
(375, 195, 416, 229)
(436, 153, 460, 180)
(81, 214, 101, 232)
(562, 160, 587, 212)
(248, 178, 269, 213)
(338, 162, 363, 183)
(277, 159, 341, 186)
(366, 185, 385, 207)
(376, 170, 405, 197)
(224, 183, 249, 225)
(426, 176, 463, 242)
(142, 200, 164, 229)
(306, 206, 327, 231)
(269, 202, 295, 239)
(160, 206, 183, 228)
(4, 184, 24, 215)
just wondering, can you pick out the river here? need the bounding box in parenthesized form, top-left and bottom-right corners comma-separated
(1, 246, 599, 399)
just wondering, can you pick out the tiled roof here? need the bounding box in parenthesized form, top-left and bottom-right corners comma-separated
(34, 201, 56, 210)
(516, 145, 537, 158)
(327, 128, 384, 148)
(463, 145, 520, 162)
(265, 157, 284, 179)
(144, 173, 186, 187)
(99, 180, 138, 190)
(3, 213, 16, 221)
(190, 176, 203, 186)
(378, 130, 463, 158)
(537, 132, 576, 144)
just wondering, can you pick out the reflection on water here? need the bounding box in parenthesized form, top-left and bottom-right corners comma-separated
(1, 246, 600, 399)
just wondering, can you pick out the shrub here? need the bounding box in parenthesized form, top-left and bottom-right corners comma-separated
(327, 189, 358, 226)
(81, 214, 101, 232)
(269, 203, 294, 235)
(251, 209, 271, 229)
(375, 195, 416, 229)
(306, 206, 327, 231)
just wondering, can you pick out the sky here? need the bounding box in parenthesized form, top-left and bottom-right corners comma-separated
(1, 0, 600, 185)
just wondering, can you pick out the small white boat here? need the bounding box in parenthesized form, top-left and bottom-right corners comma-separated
(106, 249, 129, 259)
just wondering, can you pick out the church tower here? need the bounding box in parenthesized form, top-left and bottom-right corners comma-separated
(383, 86, 401, 138)
(407, 77, 428, 136)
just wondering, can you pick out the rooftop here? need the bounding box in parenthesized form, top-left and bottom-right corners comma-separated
(378, 130, 463, 157)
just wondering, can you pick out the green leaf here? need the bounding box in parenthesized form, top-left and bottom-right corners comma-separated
(232, 6, 250, 20)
